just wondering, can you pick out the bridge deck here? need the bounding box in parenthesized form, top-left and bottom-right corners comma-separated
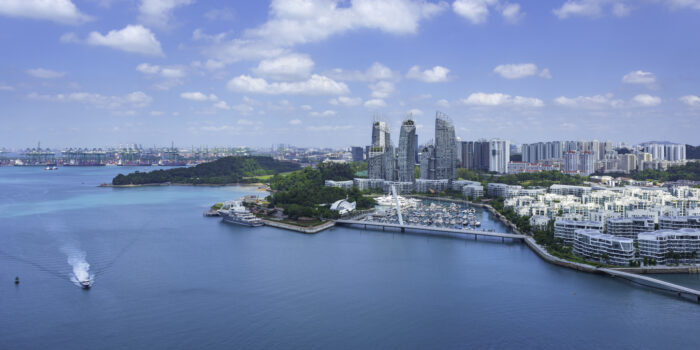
(335, 219, 525, 240)
(599, 268, 700, 299)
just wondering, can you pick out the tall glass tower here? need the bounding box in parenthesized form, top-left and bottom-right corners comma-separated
(397, 118, 416, 182)
(434, 112, 457, 180)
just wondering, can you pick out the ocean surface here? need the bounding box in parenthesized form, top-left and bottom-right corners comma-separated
(1, 166, 699, 350)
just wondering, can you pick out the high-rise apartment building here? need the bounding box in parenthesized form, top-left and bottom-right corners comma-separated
(397, 119, 416, 182)
(434, 112, 457, 180)
(488, 139, 510, 174)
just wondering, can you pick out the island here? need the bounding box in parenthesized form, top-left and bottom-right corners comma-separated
(110, 156, 300, 186)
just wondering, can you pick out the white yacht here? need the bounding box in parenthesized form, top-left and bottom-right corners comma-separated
(218, 200, 264, 227)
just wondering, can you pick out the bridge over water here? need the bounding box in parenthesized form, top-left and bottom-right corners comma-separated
(334, 219, 526, 242)
(599, 268, 700, 302)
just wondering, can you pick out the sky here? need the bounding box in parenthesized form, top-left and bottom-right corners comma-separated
(0, 0, 699, 149)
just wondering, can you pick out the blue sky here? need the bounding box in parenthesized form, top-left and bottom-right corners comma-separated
(0, 0, 698, 149)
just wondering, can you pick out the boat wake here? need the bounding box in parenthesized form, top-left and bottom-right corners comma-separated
(63, 247, 94, 288)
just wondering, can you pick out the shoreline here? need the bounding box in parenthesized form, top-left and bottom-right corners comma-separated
(407, 195, 699, 275)
(101, 182, 267, 188)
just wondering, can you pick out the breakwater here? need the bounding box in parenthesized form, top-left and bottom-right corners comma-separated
(261, 219, 335, 234)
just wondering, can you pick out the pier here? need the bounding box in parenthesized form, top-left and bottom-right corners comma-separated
(599, 268, 700, 302)
(334, 219, 526, 241)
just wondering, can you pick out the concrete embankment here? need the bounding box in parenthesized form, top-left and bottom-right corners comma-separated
(261, 219, 335, 234)
(408, 195, 700, 275)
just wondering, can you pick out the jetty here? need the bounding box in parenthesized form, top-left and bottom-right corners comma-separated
(335, 219, 525, 242)
(599, 268, 700, 302)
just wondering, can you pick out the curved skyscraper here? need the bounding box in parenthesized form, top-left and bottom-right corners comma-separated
(434, 112, 457, 180)
(397, 118, 416, 182)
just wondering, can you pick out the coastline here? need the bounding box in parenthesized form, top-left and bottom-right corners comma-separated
(407, 195, 699, 275)
(261, 219, 335, 234)
(101, 182, 267, 188)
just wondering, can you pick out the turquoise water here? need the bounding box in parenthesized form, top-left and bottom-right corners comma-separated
(1, 166, 699, 349)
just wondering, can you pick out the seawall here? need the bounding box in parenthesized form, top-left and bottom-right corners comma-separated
(261, 219, 335, 234)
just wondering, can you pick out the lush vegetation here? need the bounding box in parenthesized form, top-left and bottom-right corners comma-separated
(268, 163, 376, 220)
(687, 144, 700, 159)
(596, 162, 700, 182)
(112, 156, 300, 185)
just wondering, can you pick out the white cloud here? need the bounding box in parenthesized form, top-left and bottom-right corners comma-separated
(191, 59, 225, 71)
(310, 110, 337, 117)
(289, 119, 302, 125)
(139, 0, 194, 28)
(329, 96, 363, 106)
(680, 95, 700, 107)
(453, 0, 496, 24)
(667, 0, 700, 11)
(300, 104, 312, 110)
(26, 68, 66, 79)
(553, 0, 631, 19)
(501, 3, 524, 23)
(622, 70, 656, 85)
(208, 0, 446, 64)
(369, 81, 395, 98)
(306, 125, 353, 132)
(251, 0, 446, 47)
(232, 104, 254, 114)
(461, 92, 544, 107)
(227, 74, 350, 95)
(0, 84, 14, 91)
(237, 119, 255, 125)
(0, 0, 91, 25)
(539, 68, 552, 79)
(493, 63, 537, 79)
(327, 62, 399, 82)
(406, 65, 451, 83)
(436, 99, 450, 108)
(553, 93, 624, 108)
(453, 0, 522, 24)
(28, 91, 152, 109)
(180, 92, 218, 102)
(85, 25, 164, 56)
(407, 108, 424, 116)
(632, 94, 661, 107)
(611, 2, 631, 16)
(136, 63, 185, 79)
(364, 99, 387, 108)
(213, 101, 231, 110)
(252, 54, 315, 80)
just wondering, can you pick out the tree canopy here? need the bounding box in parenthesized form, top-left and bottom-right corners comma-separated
(112, 156, 300, 185)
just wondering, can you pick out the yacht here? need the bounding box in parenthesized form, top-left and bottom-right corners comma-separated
(218, 200, 264, 227)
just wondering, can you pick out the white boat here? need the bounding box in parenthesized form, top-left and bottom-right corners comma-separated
(218, 200, 264, 227)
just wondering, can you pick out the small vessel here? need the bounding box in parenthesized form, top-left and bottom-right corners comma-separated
(218, 200, 263, 227)
(79, 280, 91, 289)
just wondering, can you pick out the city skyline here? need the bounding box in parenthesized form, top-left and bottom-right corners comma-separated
(1, 1, 699, 148)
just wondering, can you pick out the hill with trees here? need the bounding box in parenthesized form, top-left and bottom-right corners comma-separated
(268, 163, 375, 220)
(112, 156, 300, 185)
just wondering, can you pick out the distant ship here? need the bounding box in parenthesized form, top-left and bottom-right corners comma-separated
(218, 200, 264, 227)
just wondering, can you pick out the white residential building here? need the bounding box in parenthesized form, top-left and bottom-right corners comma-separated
(638, 228, 700, 265)
(324, 180, 354, 190)
(606, 217, 655, 239)
(554, 220, 604, 245)
(488, 183, 522, 198)
(573, 229, 635, 266)
(658, 216, 700, 230)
